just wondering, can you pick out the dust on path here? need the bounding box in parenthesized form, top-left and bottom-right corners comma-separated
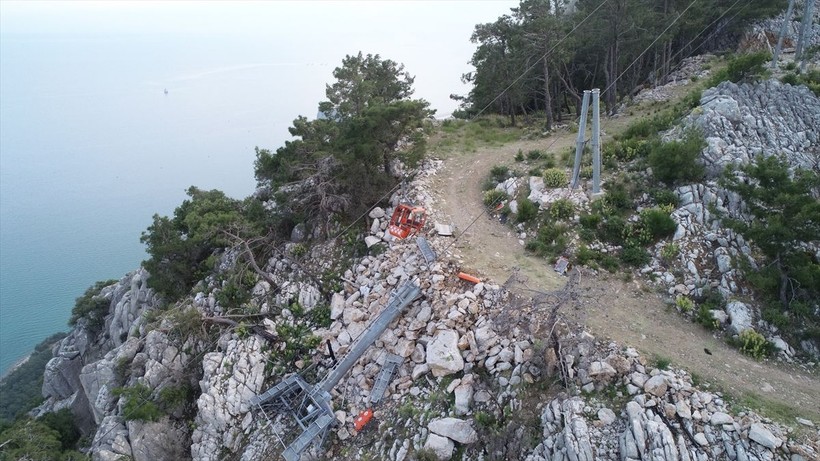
(427, 126, 820, 424)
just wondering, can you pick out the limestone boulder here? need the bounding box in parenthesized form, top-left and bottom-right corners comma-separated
(428, 418, 478, 444)
(424, 433, 454, 460)
(426, 330, 464, 377)
(726, 301, 753, 335)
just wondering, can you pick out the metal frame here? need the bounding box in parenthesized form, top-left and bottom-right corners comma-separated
(251, 282, 421, 461)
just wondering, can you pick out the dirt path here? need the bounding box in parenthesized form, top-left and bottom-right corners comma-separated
(427, 126, 820, 425)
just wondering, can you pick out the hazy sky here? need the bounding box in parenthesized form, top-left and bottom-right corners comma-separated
(0, 1, 513, 36)
(1, 1, 520, 116)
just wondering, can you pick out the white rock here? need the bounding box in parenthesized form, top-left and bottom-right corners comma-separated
(710, 412, 733, 425)
(427, 418, 478, 444)
(748, 423, 782, 449)
(369, 207, 385, 219)
(643, 375, 668, 397)
(426, 330, 465, 377)
(598, 408, 617, 425)
(675, 400, 692, 419)
(710, 309, 728, 324)
(588, 361, 617, 382)
(795, 417, 814, 427)
(330, 293, 345, 321)
(454, 382, 473, 416)
(423, 433, 454, 460)
(412, 364, 430, 380)
(726, 301, 753, 334)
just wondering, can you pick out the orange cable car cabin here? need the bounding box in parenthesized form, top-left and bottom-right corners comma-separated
(387, 204, 427, 240)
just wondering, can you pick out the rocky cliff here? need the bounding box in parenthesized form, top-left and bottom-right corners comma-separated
(32, 151, 819, 460)
(29, 14, 820, 458)
(651, 79, 820, 358)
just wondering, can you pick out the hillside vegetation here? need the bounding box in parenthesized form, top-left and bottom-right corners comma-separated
(2, 1, 819, 460)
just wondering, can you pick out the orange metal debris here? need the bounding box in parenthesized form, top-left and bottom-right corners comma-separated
(353, 408, 374, 432)
(387, 205, 427, 240)
(457, 272, 480, 284)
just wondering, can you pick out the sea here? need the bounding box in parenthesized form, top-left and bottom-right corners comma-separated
(0, 2, 516, 376)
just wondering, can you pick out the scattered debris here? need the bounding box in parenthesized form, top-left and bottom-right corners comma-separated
(434, 223, 453, 236)
(553, 256, 570, 275)
(457, 272, 481, 284)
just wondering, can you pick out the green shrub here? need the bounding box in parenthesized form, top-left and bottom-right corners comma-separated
(525, 222, 569, 258)
(725, 52, 771, 82)
(474, 410, 498, 428)
(603, 181, 633, 212)
(648, 133, 705, 185)
(543, 168, 568, 188)
(580, 165, 593, 179)
(579, 213, 602, 230)
(527, 149, 543, 160)
(158, 384, 193, 414)
(639, 208, 677, 240)
(782, 72, 800, 86)
(600, 254, 620, 272)
(736, 329, 773, 360)
(579, 227, 597, 242)
(291, 243, 308, 257)
(69, 280, 117, 331)
(620, 112, 676, 141)
(781, 68, 820, 96)
(675, 295, 695, 313)
(655, 356, 671, 370)
(549, 199, 575, 220)
(483, 189, 507, 207)
(310, 303, 332, 328)
(141, 187, 248, 300)
(114, 384, 163, 422)
(660, 242, 679, 263)
(682, 88, 702, 110)
(598, 216, 627, 245)
(37, 409, 81, 452)
(215, 277, 252, 311)
(620, 246, 650, 267)
(762, 305, 791, 330)
(490, 165, 510, 183)
(515, 149, 525, 161)
(695, 304, 720, 330)
(516, 198, 539, 223)
(576, 246, 602, 267)
(604, 139, 650, 162)
(651, 189, 679, 208)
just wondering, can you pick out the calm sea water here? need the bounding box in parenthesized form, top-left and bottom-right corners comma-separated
(0, 2, 512, 375)
(0, 33, 297, 374)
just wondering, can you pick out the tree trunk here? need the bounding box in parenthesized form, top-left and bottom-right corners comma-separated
(777, 254, 790, 309)
(543, 57, 553, 131)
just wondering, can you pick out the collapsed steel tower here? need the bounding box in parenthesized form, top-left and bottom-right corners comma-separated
(250, 281, 421, 461)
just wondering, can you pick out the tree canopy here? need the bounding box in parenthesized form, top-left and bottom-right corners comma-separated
(255, 52, 433, 228)
(141, 187, 247, 300)
(459, 0, 786, 121)
(721, 155, 820, 342)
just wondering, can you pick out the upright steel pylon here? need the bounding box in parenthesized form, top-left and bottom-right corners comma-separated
(570, 89, 602, 194)
(771, 0, 797, 68)
(570, 90, 591, 189)
(591, 89, 601, 194)
(796, 0, 817, 73)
